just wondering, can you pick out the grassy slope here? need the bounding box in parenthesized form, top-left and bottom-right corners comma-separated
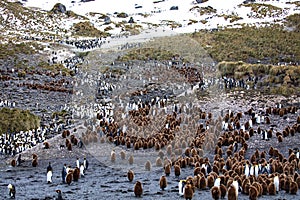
(0, 108, 40, 136)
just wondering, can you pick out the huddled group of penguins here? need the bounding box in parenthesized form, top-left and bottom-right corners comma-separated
(124, 105, 300, 200)
(62, 38, 108, 51)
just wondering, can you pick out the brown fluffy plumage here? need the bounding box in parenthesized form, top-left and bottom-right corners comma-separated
(184, 183, 194, 200)
(159, 175, 167, 190)
(249, 185, 259, 200)
(32, 158, 38, 167)
(227, 185, 237, 200)
(128, 155, 134, 165)
(211, 186, 221, 200)
(127, 170, 134, 182)
(73, 167, 80, 181)
(145, 160, 151, 171)
(290, 181, 298, 194)
(11, 159, 16, 167)
(134, 181, 143, 197)
(199, 176, 207, 190)
(165, 164, 171, 176)
(174, 164, 181, 177)
(66, 172, 72, 185)
(220, 184, 227, 198)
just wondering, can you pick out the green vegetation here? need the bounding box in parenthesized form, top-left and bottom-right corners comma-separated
(71, 21, 110, 37)
(38, 62, 74, 76)
(0, 42, 42, 60)
(242, 3, 283, 18)
(116, 12, 129, 18)
(191, 26, 300, 64)
(117, 47, 175, 61)
(189, 6, 217, 15)
(0, 108, 40, 135)
(217, 61, 300, 96)
(219, 13, 243, 23)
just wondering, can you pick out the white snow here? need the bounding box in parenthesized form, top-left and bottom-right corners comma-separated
(2, 0, 299, 35)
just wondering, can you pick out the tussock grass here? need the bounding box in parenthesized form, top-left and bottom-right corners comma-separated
(0, 108, 40, 136)
(285, 14, 300, 32)
(191, 26, 300, 64)
(218, 61, 300, 95)
(0, 42, 41, 60)
(242, 3, 284, 18)
(71, 21, 110, 37)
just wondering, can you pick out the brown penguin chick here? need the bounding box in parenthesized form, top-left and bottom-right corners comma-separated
(211, 186, 221, 200)
(227, 184, 238, 200)
(73, 167, 80, 181)
(296, 176, 300, 189)
(134, 181, 143, 197)
(199, 175, 207, 190)
(32, 158, 38, 167)
(174, 164, 181, 177)
(277, 135, 283, 143)
(268, 182, 276, 195)
(184, 183, 194, 200)
(66, 172, 73, 185)
(220, 184, 227, 198)
(261, 181, 268, 195)
(165, 164, 171, 176)
(290, 180, 298, 194)
(67, 142, 72, 151)
(249, 185, 259, 200)
(194, 167, 201, 176)
(207, 175, 215, 188)
(156, 157, 163, 167)
(120, 150, 126, 160)
(145, 160, 151, 171)
(128, 155, 134, 165)
(159, 175, 167, 191)
(111, 150, 116, 163)
(32, 153, 38, 160)
(127, 170, 134, 182)
(11, 159, 16, 167)
(43, 141, 50, 149)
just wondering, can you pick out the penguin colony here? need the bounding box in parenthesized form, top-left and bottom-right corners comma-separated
(76, 58, 300, 199)
(3, 45, 300, 199)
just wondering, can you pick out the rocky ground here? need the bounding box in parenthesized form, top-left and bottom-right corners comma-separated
(1, 33, 300, 200)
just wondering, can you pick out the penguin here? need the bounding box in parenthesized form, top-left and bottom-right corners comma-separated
(165, 164, 171, 176)
(134, 181, 143, 197)
(174, 164, 181, 177)
(211, 185, 221, 200)
(249, 185, 258, 200)
(184, 183, 194, 200)
(199, 175, 207, 190)
(47, 162, 53, 173)
(66, 172, 72, 185)
(179, 180, 186, 196)
(227, 184, 237, 200)
(111, 149, 116, 163)
(159, 175, 167, 190)
(8, 184, 16, 199)
(127, 170, 134, 182)
(220, 184, 227, 198)
(128, 155, 134, 165)
(56, 190, 63, 200)
(290, 180, 298, 194)
(83, 157, 89, 170)
(47, 170, 53, 184)
(11, 159, 16, 167)
(274, 175, 279, 193)
(145, 160, 151, 171)
(244, 162, 250, 177)
(32, 158, 38, 167)
(80, 164, 85, 177)
(73, 167, 80, 181)
(76, 158, 80, 168)
(62, 164, 67, 183)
